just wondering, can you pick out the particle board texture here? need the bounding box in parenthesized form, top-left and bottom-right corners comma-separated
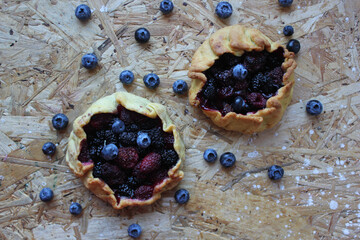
(0, 0, 359, 239)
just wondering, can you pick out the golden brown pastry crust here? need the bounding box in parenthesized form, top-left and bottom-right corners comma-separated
(188, 25, 297, 134)
(66, 92, 185, 209)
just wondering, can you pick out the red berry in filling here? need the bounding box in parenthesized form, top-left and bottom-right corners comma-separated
(247, 93, 267, 109)
(115, 147, 139, 169)
(134, 185, 154, 200)
(137, 152, 161, 174)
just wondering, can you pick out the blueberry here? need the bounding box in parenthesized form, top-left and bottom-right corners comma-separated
(172, 80, 188, 94)
(52, 113, 69, 130)
(137, 132, 151, 148)
(75, 4, 91, 21)
(42, 142, 56, 156)
(306, 100, 323, 116)
(69, 202, 82, 215)
(283, 25, 294, 36)
(143, 73, 160, 89)
(174, 189, 190, 204)
(101, 143, 118, 161)
(39, 188, 54, 202)
(268, 165, 284, 180)
(119, 70, 134, 85)
(232, 96, 247, 114)
(215, 2, 233, 19)
(203, 149, 218, 163)
(112, 119, 125, 134)
(233, 64, 248, 80)
(220, 152, 236, 168)
(278, 0, 293, 7)
(81, 53, 98, 69)
(135, 28, 150, 43)
(160, 0, 174, 14)
(128, 223, 142, 238)
(286, 39, 300, 54)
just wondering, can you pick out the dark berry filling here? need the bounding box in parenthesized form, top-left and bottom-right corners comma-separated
(78, 105, 179, 202)
(197, 48, 285, 116)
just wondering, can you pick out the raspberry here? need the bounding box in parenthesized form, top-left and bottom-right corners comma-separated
(134, 185, 154, 200)
(247, 92, 267, 109)
(160, 149, 179, 168)
(117, 184, 134, 198)
(119, 132, 137, 146)
(115, 147, 139, 169)
(163, 132, 174, 149)
(137, 152, 161, 174)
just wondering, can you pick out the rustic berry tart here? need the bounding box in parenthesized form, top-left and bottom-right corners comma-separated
(66, 92, 185, 209)
(188, 25, 297, 134)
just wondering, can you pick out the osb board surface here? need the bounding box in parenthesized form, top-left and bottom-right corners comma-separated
(0, 0, 359, 239)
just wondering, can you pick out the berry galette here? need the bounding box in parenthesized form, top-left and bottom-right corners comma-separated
(66, 92, 185, 209)
(188, 25, 297, 134)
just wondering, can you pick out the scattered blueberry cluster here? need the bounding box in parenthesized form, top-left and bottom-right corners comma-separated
(203, 149, 236, 168)
(203, 148, 287, 180)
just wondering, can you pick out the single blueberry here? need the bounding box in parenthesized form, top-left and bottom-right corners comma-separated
(233, 64, 248, 80)
(220, 152, 236, 168)
(81, 53, 98, 69)
(112, 119, 125, 134)
(119, 70, 134, 85)
(203, 149, 218, 163)
(232, 96, 247, 114)
(278, 0, 293, 7)
(286, 39, 300, 54)
(268, 165, 284, 180)
(137, 132, 151, 148)
(135, 28, 150, 43)
(160, 0, 174, 14)
(306, 100, 323, 116)
(75, 4, 91, 21)
(283, 25, 294, 36)
(172, 80, 188, 94)
(174, 189, 190, 204)
(215, 2, 233, 19)
(39, 188, 54, 202)
(128, 223, 142, 238)
(101, 143, 119, 161)
(69, 202, 82, 215)
(42, 142, 56, 156)
(143, 73, 160, 89)
(52, 113, 69, 130)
